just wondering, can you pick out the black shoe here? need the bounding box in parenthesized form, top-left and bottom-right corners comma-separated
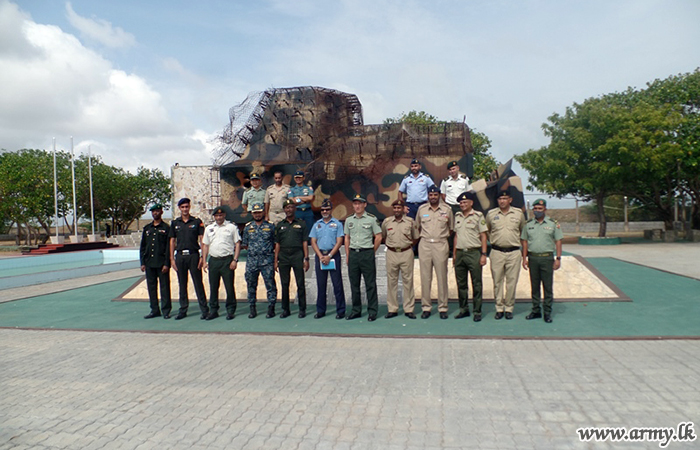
(200, 313, 208, 320)
(544, 315, 553, 323)
(205, 312, 219, 321)
(335, 313, 345, 320)
(494, 312, 504, 320)
(505, 312, 513, 320)
(163, 314, 171, 319)
(144, 312, 161, 319)
(421, 311, 431, 319)
(248, 305, 257, 319)
(280, 310, 291, 318)
(454, 311, 470, 319)
(314, 313, 325, 319)
(385, 312, 398, 319)
(473, 314, 482, 322)
(174, 313, 187, 320)
(440, 312, 448, 320)
(346, 313, 361, 320)
(405, 313, 417, 319)
(226, 313, 235, 320)
(298, 311, 306, 318)
(368, 315, 377, 322)
(526, 312, 542, 320)
(266, 305, 276, 318)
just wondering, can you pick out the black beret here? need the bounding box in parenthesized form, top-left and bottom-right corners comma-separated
(177, 198, 190, 206)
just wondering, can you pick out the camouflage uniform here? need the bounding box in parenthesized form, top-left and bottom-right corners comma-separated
(242, 218, 277, 306)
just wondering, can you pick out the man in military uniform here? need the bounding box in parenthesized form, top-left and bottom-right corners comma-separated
(202, 206, 241, 320)
(440, 160, 471, 215)
(309, 199, 346, 319)
(416, 185, 454, 319)
(288, 170, 314, 241)
(241, 202, 277, 318)
(274, 199, 309, 318)
(453, 192, 488, 322)
(241, 173, 266, 213)
(521, 199, 563, 323)
(265, 170, 289, 224)
(486, 189, 527, 320)
(344, 194, 382, 321)
(381, 199, 419, 319)
(140, 204, 171, 319)
(169, 198, 208, 320)
(399, 159, 435, 219)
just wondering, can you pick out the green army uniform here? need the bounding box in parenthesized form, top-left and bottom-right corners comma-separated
(242, 186, 266, 210)
(453, 209, 487, 316)
(344, 209, 382, 318)
(521, 216, 563, 317)
(275, 216, 307, 315)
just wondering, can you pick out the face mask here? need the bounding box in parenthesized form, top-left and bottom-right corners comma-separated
(533, 211, 545, 220)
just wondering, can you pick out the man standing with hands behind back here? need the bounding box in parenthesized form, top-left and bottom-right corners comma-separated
(202, 207, 241, 321)
(521, 199, 563, 323)
(169, 198, 208, 320)
(140, 203, 171, 319)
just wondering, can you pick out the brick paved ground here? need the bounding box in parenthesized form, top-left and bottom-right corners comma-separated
(1, 329, 698, 450)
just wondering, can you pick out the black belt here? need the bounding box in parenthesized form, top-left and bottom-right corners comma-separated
(387, 245, 412, 252)
(350, 248, 373, 252)
(320, 250, 333, 255)
(209, 255, 233, 260)
(491, 245, 520, 253)
(178, 249, 198, 256)
(528, 252, 553, 257)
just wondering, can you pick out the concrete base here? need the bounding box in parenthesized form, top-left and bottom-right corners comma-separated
(87, 234, 100, 242)
(69, 235, 83, 244)
(49, 236, 65, 244)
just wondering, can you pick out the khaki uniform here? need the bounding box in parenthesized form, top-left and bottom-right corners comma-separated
(381, 215, 418, 314)
(264, 184, 289, 224)
(486, 207, 526, 313)
(416, 202, 453, 312)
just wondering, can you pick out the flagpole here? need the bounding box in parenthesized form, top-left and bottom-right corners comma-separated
(88, 145, 95, 236)
(53, 137, 59, 240)
(71, 136, 78, 239)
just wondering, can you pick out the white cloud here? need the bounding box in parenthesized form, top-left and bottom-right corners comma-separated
(65, 1, 136, 49)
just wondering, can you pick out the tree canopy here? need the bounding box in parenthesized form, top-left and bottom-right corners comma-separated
(0, 149, 171, 243)
(383, 110, 499, 181)
(517, 69, 699, 236)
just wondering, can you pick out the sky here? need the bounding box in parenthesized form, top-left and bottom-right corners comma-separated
(2, 0, 699, 206)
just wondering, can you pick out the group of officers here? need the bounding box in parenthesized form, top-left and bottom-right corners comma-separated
(140, 160, 563, 324)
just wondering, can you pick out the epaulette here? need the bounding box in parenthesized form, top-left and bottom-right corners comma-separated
(244, 220, 254, 227)
(459, 173, 467, 179)
(403, 173, 410, 179)
(366, 213, 376, 218)
(443, 176, 450, 182)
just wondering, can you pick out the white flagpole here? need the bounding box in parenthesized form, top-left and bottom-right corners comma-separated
(71, 136, 78, 238)
(88, 145, 95, 236)
(53, 137, 59, 239)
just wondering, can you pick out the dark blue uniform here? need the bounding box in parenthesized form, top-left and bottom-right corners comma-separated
(242, 220, 277, 305)
(169, 216, 207, 316)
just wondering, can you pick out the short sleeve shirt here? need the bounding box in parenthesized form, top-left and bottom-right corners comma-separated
(275, 218, 306, 250)
(169, 216, 205, 252)
(440, 174, 471, 206)
(288, 185, 314, 211)
(398, 172, 435, 203)
(241, 220, 275, 258)
(521, 217, 563, 253)
(454, 210, 487, 249)
(485, 208, 527, 248)
(416, 203, 454, 242)
(242, 187, 266, 208)
(344, 213, 381, 249)
(265, 184, 289, 213)
(381, 216, 418, 249)
(309, 218, 344, 251)
(203, 221, 241, 258)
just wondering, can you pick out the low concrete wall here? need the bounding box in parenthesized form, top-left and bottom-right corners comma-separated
(560, 221, 665, 233)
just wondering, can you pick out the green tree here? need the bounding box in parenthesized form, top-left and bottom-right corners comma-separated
(383, 110, 499, 181)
